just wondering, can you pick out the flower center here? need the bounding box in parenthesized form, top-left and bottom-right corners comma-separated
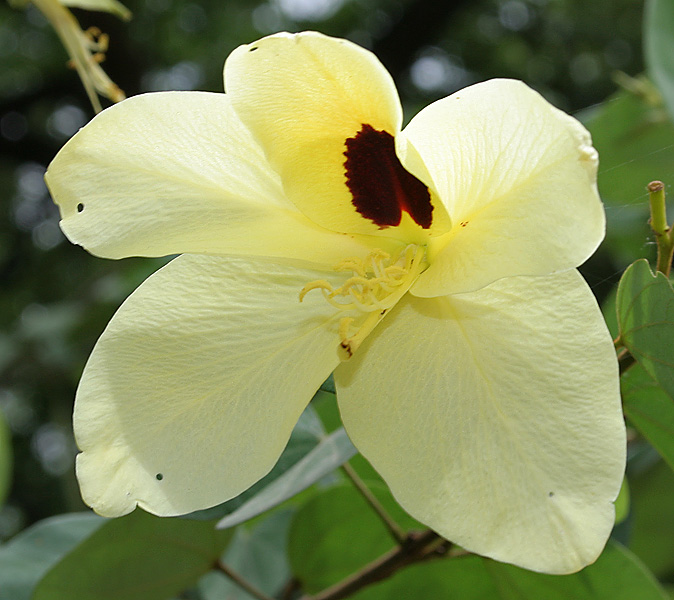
(300, 245, 426, 361)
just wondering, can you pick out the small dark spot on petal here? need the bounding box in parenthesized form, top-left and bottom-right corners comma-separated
(548, 491, 554, 497)
(156, 473, 164, 481)
(460, 221, 468, 227)
(249, 46, 258, 52)
(77, 203, 84, 213)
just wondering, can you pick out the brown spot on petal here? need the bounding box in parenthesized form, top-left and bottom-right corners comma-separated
(344, 124, 433, 229)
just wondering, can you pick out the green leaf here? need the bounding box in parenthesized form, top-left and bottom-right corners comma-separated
(628, 459, 674, 576)
(617, 259, 674, 397)
(187, 404, 328, 521)
(319, 374, 336, 395)
(200, 509, 293, 600)
(0, 513, 104, 600)
(645, 0, 674, 121)
(584, 91, 674, 264)
(217, 427, 357, 529)
(58, 0, 132, 20)
(587, 90, 674, 210)
(349, 542, 667, 600)
(0, 407, 11, 507)
(623, 363, 674, 470)
(313, 388, 342, 432)
(615, 476, 631, 525)
(33, 510, 233, 600)
(287, 484, 420, 594)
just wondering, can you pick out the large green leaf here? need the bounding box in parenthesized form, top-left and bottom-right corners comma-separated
(33, 510, 232, 600)
(200, 509, 294, 600)
(623, 363, 674, 470)
(584, 90, 674, 265)
(0, 513, 103, 600)
(0, 407, 11, 507)
(588, 90, 674, 209)
(617, 259, 674, 397)
(217, 426, 357, 529)
(349, 542, 666, 600)
(287, 484, 421, 594)
(614, 476, 630, 525)
(628, 460, 674, 577)
(645, 0, 674, 121)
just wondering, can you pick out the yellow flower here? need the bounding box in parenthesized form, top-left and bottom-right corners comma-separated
(45, 31, 625, 574)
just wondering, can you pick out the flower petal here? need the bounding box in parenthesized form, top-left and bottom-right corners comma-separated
(225, 31, 418, 238)
(335, 270, 625, 574)
(397, 79, 604, 297)
(74, 254, 344, 517)
(46, 91, 373, 266)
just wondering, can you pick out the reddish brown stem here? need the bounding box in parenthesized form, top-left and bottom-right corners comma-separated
(299, 530, 448, 600)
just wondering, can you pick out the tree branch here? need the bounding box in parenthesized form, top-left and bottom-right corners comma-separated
(299, 529, 448, 600)
(214, 560, 276, 600)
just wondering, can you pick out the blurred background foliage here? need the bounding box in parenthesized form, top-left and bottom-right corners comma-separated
(2, 0, 674, 594)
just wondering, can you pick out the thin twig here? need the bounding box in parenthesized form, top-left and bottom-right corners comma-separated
(299, 529, 445, 600)
(280, 577, 302, 600)
(618, 347, 636, 375)
(340, 462, 407, 545)
(215, 560, 276, 600)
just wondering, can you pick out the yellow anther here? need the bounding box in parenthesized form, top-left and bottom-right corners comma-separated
(301, 245, 427, 361)
(334, 258, 367, 276)
(299, 280, 333, 303)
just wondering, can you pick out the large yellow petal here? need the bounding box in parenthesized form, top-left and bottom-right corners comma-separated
(46, 91, 373, 266)
(335, 270, 625, 574)
(74, 254, 345, 517)
(398, 79, 605, 297)
(225, 31, 434, 240)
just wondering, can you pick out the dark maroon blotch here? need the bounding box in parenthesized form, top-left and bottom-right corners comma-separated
(343, 124, 433, 229)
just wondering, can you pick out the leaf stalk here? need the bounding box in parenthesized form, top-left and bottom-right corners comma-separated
(648, 181, 674, 276)
(299, 529, 447, 600)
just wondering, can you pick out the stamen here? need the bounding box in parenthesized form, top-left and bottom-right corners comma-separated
(300, 245, 426, 361)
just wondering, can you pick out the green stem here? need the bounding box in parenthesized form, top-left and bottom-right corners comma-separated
(648, 181, 674, 276)
(341, 462, 407, 545)
(214, 560, 275, 600)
